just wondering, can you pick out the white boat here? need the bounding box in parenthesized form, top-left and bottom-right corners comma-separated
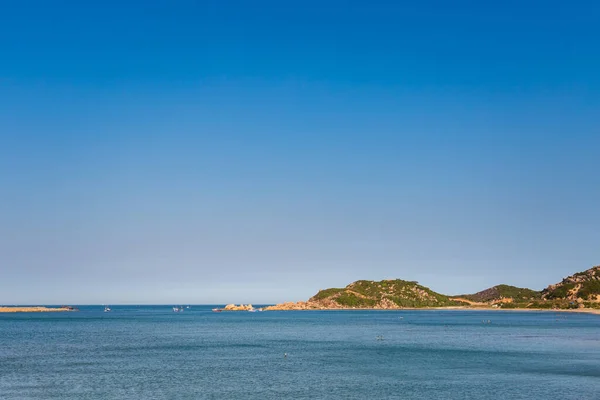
(173, 306, 184, 312)
(104, 306, 111, 312)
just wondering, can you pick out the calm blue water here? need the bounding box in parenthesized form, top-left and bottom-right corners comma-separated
(1, 307, 599, 399)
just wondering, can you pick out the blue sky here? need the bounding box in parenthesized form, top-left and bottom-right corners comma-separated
(1, 1, 599, 304)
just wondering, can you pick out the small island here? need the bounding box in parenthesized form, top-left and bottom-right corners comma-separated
(0, 306, 77, 313)
(214, 304, 255, 311)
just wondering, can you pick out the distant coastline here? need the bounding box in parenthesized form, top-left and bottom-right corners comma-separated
(0, 306, 77, 313)
(262, 306, 600, 315)
(257, 265, 600, 313)
(5, 266, 598, 315)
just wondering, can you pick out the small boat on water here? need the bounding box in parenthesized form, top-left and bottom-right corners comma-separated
(173, 306, 184, 312)
(104, 306, 111, 312)
(212, 308, 222, 312)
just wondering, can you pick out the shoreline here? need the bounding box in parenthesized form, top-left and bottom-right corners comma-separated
(0, 306, 77, 313)
(1, 305, 598, 315)
(263, 306, 600, 315)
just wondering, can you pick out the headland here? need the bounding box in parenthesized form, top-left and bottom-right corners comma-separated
(233, 265, 600, 314)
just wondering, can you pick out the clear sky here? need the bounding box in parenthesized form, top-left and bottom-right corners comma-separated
(1, 1, 599, 304)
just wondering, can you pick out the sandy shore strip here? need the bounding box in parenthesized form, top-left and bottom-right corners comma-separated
(263, 305, 600, 315)
(0, 306, 77, 313)
(428, 306, 600, 315)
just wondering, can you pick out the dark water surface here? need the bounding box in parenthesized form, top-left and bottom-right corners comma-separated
(1, 306, 599, 399)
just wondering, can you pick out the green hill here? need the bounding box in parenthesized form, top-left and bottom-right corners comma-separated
(458, 285, 541, 303)
(308, 279, 462, 308)
(542, 265, 600, 301)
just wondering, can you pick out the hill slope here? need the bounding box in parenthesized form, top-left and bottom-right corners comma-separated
(266, 279, 463, 310)
(309, 279, 462, 308)
(458, 285, 541, 304)
(542, 266, 600, 301)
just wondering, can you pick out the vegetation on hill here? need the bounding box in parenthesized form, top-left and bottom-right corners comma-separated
(458, 285, 541, 303)
(311, 288, 344, 301)
(453, 266, 600, 310)
(542, 266, 600, 301)
(308, 279, 463, 309)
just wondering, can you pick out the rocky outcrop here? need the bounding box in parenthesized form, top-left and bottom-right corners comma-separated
(222, 304, 255, 311)
(264, 301, 320, 311)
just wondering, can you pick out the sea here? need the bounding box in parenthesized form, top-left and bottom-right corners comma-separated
(1, 306, 599, 399)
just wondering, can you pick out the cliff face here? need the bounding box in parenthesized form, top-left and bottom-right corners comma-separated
(458, 285, 541, 304)
(542, 266, 600, 301)
(265, 279, 461, 310)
